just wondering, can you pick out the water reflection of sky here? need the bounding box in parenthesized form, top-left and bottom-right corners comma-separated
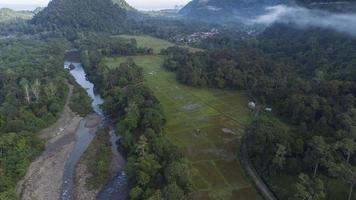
(64, 61, 104, 115)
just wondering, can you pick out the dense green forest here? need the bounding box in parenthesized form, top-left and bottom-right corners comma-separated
(0, 0, 356, 199)
(161, 25, 356, 199)
(31, 0, 127, 32)
(0, 37, 70, 199)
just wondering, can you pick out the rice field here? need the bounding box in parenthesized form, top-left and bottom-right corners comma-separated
(104, 55, 261, 200)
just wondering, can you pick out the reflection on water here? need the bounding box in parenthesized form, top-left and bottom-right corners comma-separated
(62, 61, 128, 200)
(64, 62, 104, 115)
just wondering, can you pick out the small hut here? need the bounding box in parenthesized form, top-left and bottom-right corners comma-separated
(248, 102, 256, 109)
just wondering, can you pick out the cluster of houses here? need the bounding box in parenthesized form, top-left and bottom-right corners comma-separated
(171, 28, 219, 44)
(248, 101, 272, 112)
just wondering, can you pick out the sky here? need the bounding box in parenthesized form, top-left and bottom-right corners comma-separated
(0, 0, 191, 10)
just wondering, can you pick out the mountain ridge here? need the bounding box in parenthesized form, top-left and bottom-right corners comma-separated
(179, 0, 286, 22)
(31, 0, 134, 31)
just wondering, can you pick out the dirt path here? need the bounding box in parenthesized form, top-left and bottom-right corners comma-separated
(16, 84, 84, 200)
(240, 134, 278, 200)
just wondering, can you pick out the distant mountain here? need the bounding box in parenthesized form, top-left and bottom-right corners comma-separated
(179, 0, 286, 22)
(0, 8, 38, 23)
(296, 0, 356, 12)
(111, 0, 136, 11)
(31, 0, 133, 31)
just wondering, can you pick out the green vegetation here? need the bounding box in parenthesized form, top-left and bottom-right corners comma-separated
(103, 53, 259, 199)
(69, 83, 93, 117)
(79, 129, 112, 190)
(31, 0, 127, 32)
(0, 0, 355, 198)
(0, 37, 70, 198)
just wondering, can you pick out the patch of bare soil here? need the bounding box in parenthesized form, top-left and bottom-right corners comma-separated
(85, 114, 102, 128)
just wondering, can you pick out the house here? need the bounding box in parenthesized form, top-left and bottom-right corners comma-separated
(265, 107, 272, 112)
(248, 102, 256, 109)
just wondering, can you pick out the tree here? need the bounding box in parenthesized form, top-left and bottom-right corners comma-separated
(142, 108, 165, 133)
(164, 161, 193, 191)
(135, 153, 161, 187)
(162, 183, 185, 200)
(306, 136, 331, 177)
(44, 81, 56, 98)
(329, 163, 356, 200)
(20, 78, 30, 103)
(136, 135, 148, 157)
(130, 186, 143, 200)
(294, 173, 325, 200)
(334, 138, 356, 164)
(272, 143, 288, 170)
(31, 78, 41, 101)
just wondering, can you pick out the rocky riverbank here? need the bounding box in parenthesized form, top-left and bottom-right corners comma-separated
(16, 84, 83, 200)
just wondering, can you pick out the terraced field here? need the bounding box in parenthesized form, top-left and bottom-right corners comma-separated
(103, 35, 261, 199)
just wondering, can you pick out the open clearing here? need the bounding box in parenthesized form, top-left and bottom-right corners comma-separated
(103, 36, 260, 199)
(115, 35, 201, 54)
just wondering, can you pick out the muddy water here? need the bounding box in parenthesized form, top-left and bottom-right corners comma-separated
(62, 61, 128, 200)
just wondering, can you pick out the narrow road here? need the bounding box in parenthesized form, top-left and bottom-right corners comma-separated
(240, 134, 278, 200)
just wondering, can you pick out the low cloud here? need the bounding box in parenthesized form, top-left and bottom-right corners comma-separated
(252, 5, 356, 36)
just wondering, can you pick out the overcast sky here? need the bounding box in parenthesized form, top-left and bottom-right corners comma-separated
(0, 0, 191, 10)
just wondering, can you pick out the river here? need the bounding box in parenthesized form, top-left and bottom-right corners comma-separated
(62, 61, 129, 200)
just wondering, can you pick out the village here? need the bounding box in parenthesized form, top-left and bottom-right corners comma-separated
(171, 28, 219, 43)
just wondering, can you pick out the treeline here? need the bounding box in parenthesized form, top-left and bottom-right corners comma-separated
(161, 25, 356, 199)
(0, 37, 70, 199)
(78, 35, 193, 200)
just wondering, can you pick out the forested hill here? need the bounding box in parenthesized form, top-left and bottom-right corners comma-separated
(112, 0, 136, 11)
(31, 0, 131, 32)
(179, 0, 285, 22)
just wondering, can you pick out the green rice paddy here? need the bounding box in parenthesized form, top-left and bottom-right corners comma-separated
(103, 36, 261, 199)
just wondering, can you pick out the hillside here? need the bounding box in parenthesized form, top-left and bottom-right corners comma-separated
(112, 0, 136, 11)
(0, 8, 38, 23)
(31, 0, 132, 31)
(179, 0, 285, 22)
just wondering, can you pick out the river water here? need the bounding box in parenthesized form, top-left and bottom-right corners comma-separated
(62, 61, 129, 200)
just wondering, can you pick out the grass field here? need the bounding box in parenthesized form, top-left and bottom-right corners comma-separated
(104, 55, 261, 200)
(115, 35, 201, 54)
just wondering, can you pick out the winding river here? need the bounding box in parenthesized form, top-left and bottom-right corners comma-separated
(62, 60, 129, 200)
